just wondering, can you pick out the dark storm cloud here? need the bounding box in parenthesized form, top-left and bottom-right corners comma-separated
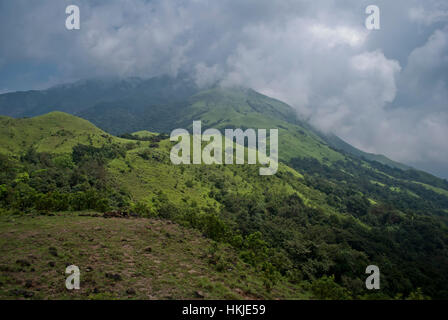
(0, 0, 447, 177)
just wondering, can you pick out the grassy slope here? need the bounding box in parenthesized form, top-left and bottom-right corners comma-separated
(0, 112, 335, 300)
(74, 86, 347, 163)
(132, 130, 157, 138)
(175, 88, 346, 163)
(0, 112, 136, 155)
(413, 181, 448, 197)
(0, 111, 345, 219)
(108, 134, 343, 217)
(2, 111, 444, 222)
(1, 111, 446, 212)
(163, 88, 448, 204)
(0, 213, 307, 300)
(0, 111, 340, 216)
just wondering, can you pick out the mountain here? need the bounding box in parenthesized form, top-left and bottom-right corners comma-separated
(0, 77, 448, 299)
(0, 74, 198, 119)
(320, 132, 411, 171)
(0, 76, 404, 167)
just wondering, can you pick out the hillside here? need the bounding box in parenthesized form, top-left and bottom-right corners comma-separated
(0, 75, 198, 119)
(0, 213, 306, 300)
(77, 86, 347, 164)
(0, 112, 128, 155)
(320, 133, 411, 171)
(0, 75, 406, 169)
(0, 112, 447, 299)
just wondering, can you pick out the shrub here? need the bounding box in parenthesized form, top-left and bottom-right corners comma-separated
(132, 201, 154, 217)
(310, 275, 352, 300)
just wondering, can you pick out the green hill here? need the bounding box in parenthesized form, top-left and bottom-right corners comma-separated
(0, 112, 126, 155)
(82, 86, 347, 164)
(172, 87, 346, 163)
(0, 111, 447, 299)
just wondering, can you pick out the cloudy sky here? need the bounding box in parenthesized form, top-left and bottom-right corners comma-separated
(1, 0, 448, 178)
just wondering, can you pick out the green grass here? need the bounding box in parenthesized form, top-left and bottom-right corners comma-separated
(0, 112, 136, 155)
(0, 213, 307, 300)
(105, 134, 343, 219)
(178, 88, 346, 164)
(0, 111, 354, 229)
(370, 180, 385, 187)
(132, 130, 158, 138)
(412, 181, 448, 197)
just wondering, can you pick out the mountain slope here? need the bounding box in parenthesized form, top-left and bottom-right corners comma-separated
(0, 75, 198, 119)
(0, 112, 126, 155)
(0, 112, 447, 299)
(320, 133, 411, 171)
(0, 214, 307, 300)
(0, 75, 407, 171)
(75, 84, 349, 163)
(171, 87, 347, 163)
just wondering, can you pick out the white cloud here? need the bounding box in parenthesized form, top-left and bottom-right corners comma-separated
(194, 63, 224, 87)
(409, 6, 448, 25)
(309, 24, 367, 48)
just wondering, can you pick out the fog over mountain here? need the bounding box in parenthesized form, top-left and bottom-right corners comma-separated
(0, 0, 447, 178)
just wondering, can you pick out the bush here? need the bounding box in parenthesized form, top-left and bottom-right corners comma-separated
(199, 213, 228, 241)
(132, 201, 154, 217)
(53, 154, 75, 169)
(157, 201, 180, 219)
(310, 275, 352, 300)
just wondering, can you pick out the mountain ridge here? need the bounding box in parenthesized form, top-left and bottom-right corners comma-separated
(0, 75, 411, 174)
(0, 75, 405, 168)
